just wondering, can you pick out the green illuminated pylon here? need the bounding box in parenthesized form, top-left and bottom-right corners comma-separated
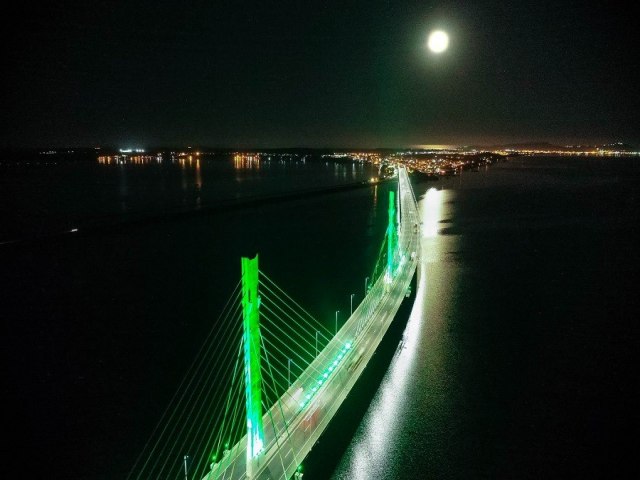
(386, 190, 397, 280)
(241, 255, 264, 476)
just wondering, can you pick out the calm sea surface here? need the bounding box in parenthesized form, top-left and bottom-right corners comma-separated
(332, 156, 639, 479)
(1, 156, 638, 478)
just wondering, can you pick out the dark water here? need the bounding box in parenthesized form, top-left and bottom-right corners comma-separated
(2, 156, 638, 478)
(1, 156, 390, 479)
(0, 156, 373, 241)
(332, 156, 640, 479)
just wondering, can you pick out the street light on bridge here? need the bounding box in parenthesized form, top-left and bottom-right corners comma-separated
(365, 276, 369, 295)
(350, 293, 354, 316)
(335, 310, 339, 335)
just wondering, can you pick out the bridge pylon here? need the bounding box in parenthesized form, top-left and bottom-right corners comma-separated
(385, 190, 397, 283)
(241, 255, 265, 477)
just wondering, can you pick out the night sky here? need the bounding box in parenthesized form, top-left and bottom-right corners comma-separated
(4, 1, 639, 148)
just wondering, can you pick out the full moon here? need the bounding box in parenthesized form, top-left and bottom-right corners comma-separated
(427, 30, 449, 53)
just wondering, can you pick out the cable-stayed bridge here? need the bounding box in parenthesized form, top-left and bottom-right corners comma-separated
(128, 166, 420, 480)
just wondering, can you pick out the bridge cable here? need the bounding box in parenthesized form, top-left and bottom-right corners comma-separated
(147, 306, 243, 478)
(260, 304, 330, 373)
(146, 340, 238, 477)
(259, 271, 334, 338)
(166, 316, 242, 476)
(263, 325, 320, 380)
(259, 282, 332, 346)
(259, 286, 326, 344)
(127, 280, 242, 479)
(202, 372, 244, 480)
(256, 339, 302, 391)
(260, 302, 324, 363)
(130, 302, 244, 477)
(260, 334, 300, 475)
(204, 339, 244, 479)
(192, 334, 243, 478)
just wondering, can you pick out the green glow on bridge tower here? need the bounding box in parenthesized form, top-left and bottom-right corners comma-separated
(241, 255, 264, 476)
(386, 190, 397, 281)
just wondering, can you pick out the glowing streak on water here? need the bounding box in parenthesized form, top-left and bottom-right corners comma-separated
(423, 188, 443, 238)
(333, 188, 446, 479)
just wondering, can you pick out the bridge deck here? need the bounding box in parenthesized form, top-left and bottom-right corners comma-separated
(206, 167, 420, 480)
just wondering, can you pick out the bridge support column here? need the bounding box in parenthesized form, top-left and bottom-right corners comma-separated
(386, 190, 397, 282)
(241, 255, 265, 478)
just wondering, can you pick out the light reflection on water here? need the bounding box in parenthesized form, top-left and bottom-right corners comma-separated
(344, 260, 426, 480)
(332, 187, 453, 479)
(423, 188, 444, 239)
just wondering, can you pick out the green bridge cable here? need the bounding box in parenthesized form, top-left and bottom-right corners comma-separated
(259, 287, 333, 351)
(128, 281, 242, 479)
(206, 358, 243, 479)
(258, 337, 303, 390)
(259, 311, 324, 373)
(151, 321, 242, 478)
(149, 303, 243, 478)
(208, 378, 244, 479)
(258, 279, 330, 337)
(174, 314, 244, 477)
(129, 289, 240, 476)
(260, 333, 299, 475)
(258, 282, 331, 344)
(201, 336, 243, 478)
(191, 325, 244, 479)
(259, 302, 323, 360)
(214, 338, 247, 478)
(259, 298, 319, 354)
(259, 320, 326, 379)
(156, 304, 243, 478)
(258, 328, 307, 392)
(260, 325, 326, 387)
(259, 296, 331, 368)
(259, 351, 295, 400)
(222, 377, 246, 478)
(259, 271, 334, 338)
(211, 358, 245, 478)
